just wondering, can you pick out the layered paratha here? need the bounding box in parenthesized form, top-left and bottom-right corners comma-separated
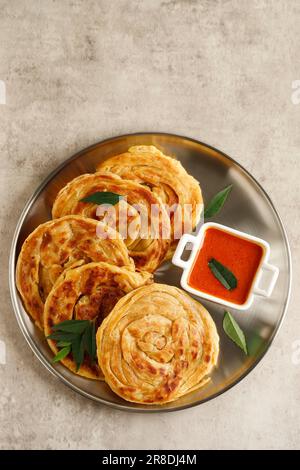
(97, 283, 219, 404)
(96, 145, 203, 258)
(16, 215, 133, 329)
(44, 262, 153, 380)
(52, 172, 170, 272)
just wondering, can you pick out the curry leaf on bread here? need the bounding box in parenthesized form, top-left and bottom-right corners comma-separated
(52, 345, 71, 363)
(48, 319, 97, 370)
(52, 319, 89, 334)
(80, 191, 122, 205)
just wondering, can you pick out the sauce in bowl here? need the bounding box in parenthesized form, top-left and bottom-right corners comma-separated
(188, 227, 264, 305)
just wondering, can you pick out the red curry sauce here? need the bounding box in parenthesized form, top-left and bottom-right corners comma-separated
(188, 227, 264, 305)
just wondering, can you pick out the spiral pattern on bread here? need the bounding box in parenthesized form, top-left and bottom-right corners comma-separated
(97, 284, 219, 404)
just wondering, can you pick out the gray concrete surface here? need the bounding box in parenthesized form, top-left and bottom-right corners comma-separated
(0, 0, 299, 450)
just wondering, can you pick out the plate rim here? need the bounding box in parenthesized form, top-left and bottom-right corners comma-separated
(9, 132, 293, 413)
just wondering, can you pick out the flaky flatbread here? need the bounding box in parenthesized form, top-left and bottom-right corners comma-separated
(52, 172, 170, 272)
(96, 146, 203, 258)
(44, 262, 152, 380)
(16, 215, 134, 329)
(97, 283, 219, 404)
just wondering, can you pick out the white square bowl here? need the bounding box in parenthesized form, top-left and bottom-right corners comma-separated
(172, 222, 279, 310)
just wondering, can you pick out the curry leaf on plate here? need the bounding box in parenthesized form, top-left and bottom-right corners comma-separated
(204, 184, 233, 219)
(223, 311, 248, 355)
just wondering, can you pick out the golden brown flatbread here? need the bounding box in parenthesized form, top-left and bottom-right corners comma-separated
(44, 262, 153, 380)
(52, 172, 170, 272)
(97, 283, 219, 404)
(96, 146, 203, 258)
(16, 215, 134, 330)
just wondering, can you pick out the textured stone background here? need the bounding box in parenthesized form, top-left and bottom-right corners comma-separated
(0, 0, 299, 450)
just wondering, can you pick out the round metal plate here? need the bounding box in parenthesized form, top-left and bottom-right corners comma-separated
(9, 133, 292, 412)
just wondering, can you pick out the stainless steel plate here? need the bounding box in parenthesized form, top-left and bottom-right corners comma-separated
(9, 133, 292, 412)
